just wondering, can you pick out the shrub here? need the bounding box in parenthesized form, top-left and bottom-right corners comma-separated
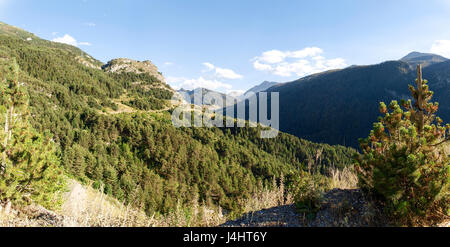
(0, 58, 65, 209)
(355, 65, 449, 225)
(294, 173, 330, 220)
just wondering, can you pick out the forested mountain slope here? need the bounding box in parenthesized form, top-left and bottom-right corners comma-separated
(0, 22, 355, 217)
(245, 81, 279, 95)
(260, 56, 450, 148)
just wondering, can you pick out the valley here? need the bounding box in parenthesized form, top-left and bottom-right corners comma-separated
(0, 19, 448, 228)
(0, 22, 356, 224)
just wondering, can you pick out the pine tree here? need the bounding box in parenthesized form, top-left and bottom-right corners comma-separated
(0, 58, 65, 209)
(356, 65, 449, 225)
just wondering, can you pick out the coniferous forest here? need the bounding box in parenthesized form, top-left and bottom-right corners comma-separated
(0, 18, 448, 228)
(0, 23, 355, 219)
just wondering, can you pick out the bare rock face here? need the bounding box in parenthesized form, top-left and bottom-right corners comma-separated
(76, 55, 102, 70)
(102, 58, 166, 84)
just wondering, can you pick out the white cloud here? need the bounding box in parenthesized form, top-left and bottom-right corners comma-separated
(273, 60, 311, 77)
(164, 62, 174, 66)
(202, 62, 243, 79)
(52, 34, 77, 46)
(312, 56, 325, 61)
(169, 63, 242, 92)
(255, 47, 324, 65)
(215, 67, 243, 79)
(253, 60, 273, 71)
(258, 50, 288, 64)
(253, 47, 347, 78)
(227, 90, 245, 97)
(289, 47, 323, 58)
(326, 58, 347, 68)
(173, 77, 232, 91)
(203, 62, 215, 71)
(52, 34, 91, 47)
(430, 40, 450, 58)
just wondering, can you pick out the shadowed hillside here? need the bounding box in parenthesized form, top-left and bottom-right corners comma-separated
(230, 55, 450, 148)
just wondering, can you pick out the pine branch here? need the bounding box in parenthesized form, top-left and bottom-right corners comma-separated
(430, 137, 450, 147)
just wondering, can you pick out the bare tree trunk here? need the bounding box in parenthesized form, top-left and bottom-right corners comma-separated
(8, 105, 13, 140)
(1, 109, 9, 174)
(3, 109, 8, 145)
(417, 65, 425, 136)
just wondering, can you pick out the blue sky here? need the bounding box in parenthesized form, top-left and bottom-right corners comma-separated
(1, 0, 450, 94)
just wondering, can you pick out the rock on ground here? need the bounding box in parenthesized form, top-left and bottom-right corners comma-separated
(222, 189, 386, 227)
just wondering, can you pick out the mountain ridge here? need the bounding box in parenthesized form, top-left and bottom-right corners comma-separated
(245, 81, 280, 95)
(400, 51, 448, 67)
(264, 57, 450, 148)
(227, 54, 450, 148)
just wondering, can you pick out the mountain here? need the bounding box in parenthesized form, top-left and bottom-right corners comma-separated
(260, 54, 450, 148)
(0, 22, 355, 217)
(400, 51, 448, 67)
(178, 87, 231, 100)
(177, 88, 237, 107)
(245, 81, 279, 95)
(102, 58, 167, 84)
(228, 52, 450, 148)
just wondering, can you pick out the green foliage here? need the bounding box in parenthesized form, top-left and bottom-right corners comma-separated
(293, 173, 331, 219)
(0, 27, 356, 217)
(355, 66, 450, 225)
(112, 72, 173, 111)
(0, 58, 65, 209)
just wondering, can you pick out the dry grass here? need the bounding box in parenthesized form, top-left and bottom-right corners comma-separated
(1, 168, 360, 227)
(150, 198, 226, 227)
(241, 175, 294, 215)
(1, 179, 227, 227)
(59, 181, 151, 227)
(60, 180, 227, 227)
(444, 143, 449, 156)
(239, 168, 358, 217)
(0, 202, 23, 227)
(329, 166, 359, 190)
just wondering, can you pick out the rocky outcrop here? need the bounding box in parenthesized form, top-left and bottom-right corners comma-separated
(76, 55, 102, 70)
(222, 189, 386, 227)
(307, 189, 384, 227)
(0, 202, 65, 227)
(102, 58, 166, 84)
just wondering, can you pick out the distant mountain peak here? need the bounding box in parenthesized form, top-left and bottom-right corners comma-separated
(245, 81, 279, 95)
(400, 51, 448, 67)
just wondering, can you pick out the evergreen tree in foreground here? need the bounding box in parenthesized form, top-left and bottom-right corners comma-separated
(356, 65, 449, 225)
(0, 58, 65, 209)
